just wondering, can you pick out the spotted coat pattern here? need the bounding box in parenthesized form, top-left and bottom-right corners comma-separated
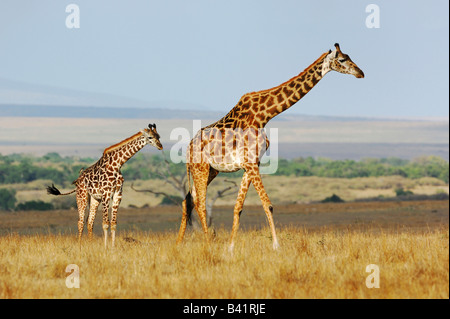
(176, 44, 364, 251)
(48, 125, 162, 248)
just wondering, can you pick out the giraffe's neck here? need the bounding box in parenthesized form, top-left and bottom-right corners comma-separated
(102, 132, 146, 168)
(235, 51, 330, 128)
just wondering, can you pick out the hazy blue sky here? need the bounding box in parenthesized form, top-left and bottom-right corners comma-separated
(0, 0, 448, 118)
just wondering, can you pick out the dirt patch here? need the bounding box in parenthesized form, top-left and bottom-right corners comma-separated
(0, 200, 447, 236)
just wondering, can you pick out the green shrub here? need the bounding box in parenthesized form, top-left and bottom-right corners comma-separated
(160, 195, 183, 206)
(16, 200, 54, 211)
(0, 188, 16, 211)
(321, 194, 344, 203)
(395, 188, 414, 197)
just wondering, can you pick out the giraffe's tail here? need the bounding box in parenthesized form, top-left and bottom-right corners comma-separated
(186, 163, 191, 194)
(184, 163, 194, 225)
(46, 184, 76, 196)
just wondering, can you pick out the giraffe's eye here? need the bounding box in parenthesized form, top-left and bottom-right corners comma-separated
(339, 58, 347, 63)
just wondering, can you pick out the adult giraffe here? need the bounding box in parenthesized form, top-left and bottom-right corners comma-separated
(176, 43, 364, 251)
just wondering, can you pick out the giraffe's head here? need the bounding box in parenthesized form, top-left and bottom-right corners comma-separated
(322, 43, 364, 78)
(141, 123, 163, 150)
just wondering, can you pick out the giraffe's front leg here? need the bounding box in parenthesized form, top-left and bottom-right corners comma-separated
(229, 171, 252, 252)
(247, 165, 280, 250)
(110, 177, 124, 248)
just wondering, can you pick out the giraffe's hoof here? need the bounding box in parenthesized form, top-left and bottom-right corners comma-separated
(273, 241, 280, 250)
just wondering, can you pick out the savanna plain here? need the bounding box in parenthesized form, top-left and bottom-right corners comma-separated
(0, 197, 448, 299)
(1, 88, 449, 300)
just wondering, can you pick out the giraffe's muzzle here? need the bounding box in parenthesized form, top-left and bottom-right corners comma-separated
(354, 67, 365, 78)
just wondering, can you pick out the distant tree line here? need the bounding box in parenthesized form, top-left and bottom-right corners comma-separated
(0, 152, 448, 187)
(272, 156, 449, 183)
(0, 152, 92, 185)
(0, 188, 54, 211)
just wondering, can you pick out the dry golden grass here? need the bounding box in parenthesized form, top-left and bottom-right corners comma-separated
(1, 225, 448, 299)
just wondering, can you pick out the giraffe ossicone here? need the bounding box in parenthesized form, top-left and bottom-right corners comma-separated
(176, 43, 364, 251)
(47, 124, 163, 249)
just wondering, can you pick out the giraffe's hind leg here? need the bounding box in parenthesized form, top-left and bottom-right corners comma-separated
(76, 188, 88, 249)
(177, 190, 194, 244)
(177, 166, 218, 244)
(86, 196, 100, 240)
(191, 164, 212, 242)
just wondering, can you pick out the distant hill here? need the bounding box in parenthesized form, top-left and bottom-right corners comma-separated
(1, 76, 448, 122)
(0, 104, 223, 120)
(0, 77, 211, 110)
(0, 77, 222, 119)
(3, 103, 446, 123)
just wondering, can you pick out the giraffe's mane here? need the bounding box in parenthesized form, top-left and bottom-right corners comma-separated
(246, 51, 329, 96)
(103, 131, 143, 156)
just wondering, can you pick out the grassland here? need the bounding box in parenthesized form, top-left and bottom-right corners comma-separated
(0, 226, 448, 299)
(0, 200, 448, 299)
(1, 165, 448, 299)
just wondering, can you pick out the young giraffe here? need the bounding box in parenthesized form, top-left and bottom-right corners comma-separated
(47, 124, 163, 248)
(176, 43, 364, 251)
